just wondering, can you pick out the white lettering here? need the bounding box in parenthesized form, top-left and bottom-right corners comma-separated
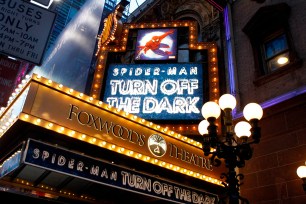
(110, 80, 158, 95)
(174, 186, 192, 202)
(143, 97, 200, 114)
(152, 181, 173, 197)
(57, 155, 65, 166)
(42, 151, 49, 160)
(121, 171, 151, 191)
(68, 159, 74, 169)
(160, 79, 198, 95)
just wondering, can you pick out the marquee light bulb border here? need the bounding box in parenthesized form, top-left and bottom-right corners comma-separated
(0, 74, 224, 187)
(92, 20, 220, 135)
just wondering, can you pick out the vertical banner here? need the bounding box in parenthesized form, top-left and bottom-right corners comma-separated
(0, 55, 21, 107)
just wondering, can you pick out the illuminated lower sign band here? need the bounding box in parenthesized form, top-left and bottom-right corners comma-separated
(24, 139, 219, 203)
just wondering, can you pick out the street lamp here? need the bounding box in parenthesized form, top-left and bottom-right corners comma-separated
(296, 163, 306, 192)
(198, 94, 263, 204)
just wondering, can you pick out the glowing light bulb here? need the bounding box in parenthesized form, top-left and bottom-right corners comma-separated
(277, 56, 288, 64)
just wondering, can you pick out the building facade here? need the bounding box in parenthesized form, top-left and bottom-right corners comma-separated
(47, 0, 88, 51)
(0, 1, 226, 203)
(228, 0, 306, 203)
(92, 0, 306, 203)
(0, 0, 305, 203)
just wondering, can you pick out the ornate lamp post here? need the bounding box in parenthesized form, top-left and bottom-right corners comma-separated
(198, 94, 263, 204)
(297, 163, 306, 192)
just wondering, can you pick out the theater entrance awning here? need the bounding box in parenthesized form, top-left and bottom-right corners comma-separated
(0, 74, 225, 203)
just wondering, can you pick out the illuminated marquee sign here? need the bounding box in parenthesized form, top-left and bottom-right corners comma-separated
(24, 139, 219, 203)
(135, 28, 177, 60)
(103, 63, 204, 121)
(0, 74, 225, 186)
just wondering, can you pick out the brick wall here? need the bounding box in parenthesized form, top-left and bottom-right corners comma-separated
(239, 93, 306, 203)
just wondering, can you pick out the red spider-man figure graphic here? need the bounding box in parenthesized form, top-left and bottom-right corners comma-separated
(135, 29, 175, 60)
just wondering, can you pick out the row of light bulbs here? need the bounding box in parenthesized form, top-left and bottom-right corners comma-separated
(20, 112, 222, 186)
(14, 178, 96, 201)
(0, 74, 223, 186)
(93, 20, 220, 102)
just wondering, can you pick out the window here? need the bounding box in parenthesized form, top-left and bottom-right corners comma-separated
(263, 33, 289, 73)
(243, 3, 302, 85)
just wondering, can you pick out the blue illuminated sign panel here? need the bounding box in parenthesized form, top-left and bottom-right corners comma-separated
(0, 151, 21, 178)
(103, 63, 204, 121)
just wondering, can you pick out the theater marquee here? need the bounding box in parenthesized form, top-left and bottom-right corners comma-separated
(0, 74, 225, 187)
